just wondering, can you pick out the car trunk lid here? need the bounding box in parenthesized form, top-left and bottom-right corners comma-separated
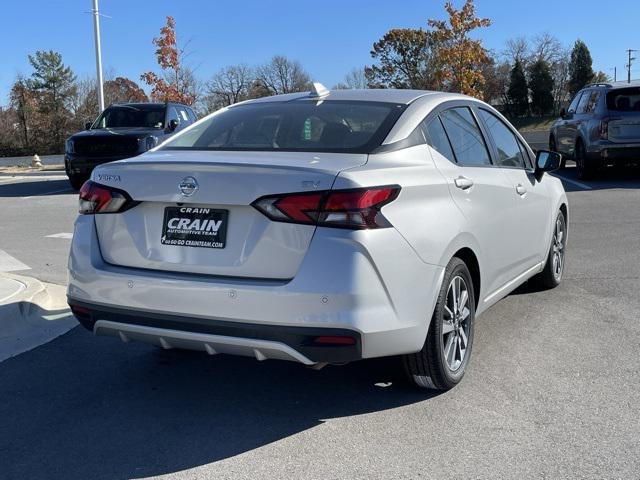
(92, 150, 367, 279)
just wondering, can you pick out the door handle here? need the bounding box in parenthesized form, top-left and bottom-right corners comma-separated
(516, 184, 527, 196)
(454, 176, 474, 190)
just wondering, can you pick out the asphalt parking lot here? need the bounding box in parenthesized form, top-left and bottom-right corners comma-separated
(1, 165, 639, 479)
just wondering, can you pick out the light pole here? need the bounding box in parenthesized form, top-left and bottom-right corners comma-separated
(92, 0, 105, 112)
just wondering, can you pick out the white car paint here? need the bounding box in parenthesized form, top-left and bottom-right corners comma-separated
(67, 89, 568, 366)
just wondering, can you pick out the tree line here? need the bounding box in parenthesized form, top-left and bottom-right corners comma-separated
(0, 0, 608, 157)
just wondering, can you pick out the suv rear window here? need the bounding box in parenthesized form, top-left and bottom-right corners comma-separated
(606, 87, 640, 111)
(161, 101, 405, 154)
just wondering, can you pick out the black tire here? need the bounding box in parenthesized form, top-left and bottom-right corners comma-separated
(549, 135, 565, 169)
(402, 257, 475, 390)
(575, 140, 594, 180)
(532, 210, 567, 289)
(67, 173, 87, 191)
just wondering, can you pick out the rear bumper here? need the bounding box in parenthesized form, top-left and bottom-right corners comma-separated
(69, 299, 361, 364)
(67, 215, 444, 364)
(587, 143, 640, 162)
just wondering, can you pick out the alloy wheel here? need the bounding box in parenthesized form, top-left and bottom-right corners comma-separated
(552, 214, 566, 281)
(442, 276, 471, 372)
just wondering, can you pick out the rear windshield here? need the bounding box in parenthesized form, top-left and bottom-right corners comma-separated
(161, 100, 406, 154)
(606, 87, 640, 111)
(92, 105, 166, 129)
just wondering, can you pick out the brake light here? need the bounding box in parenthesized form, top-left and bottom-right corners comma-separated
(599, 117, 620, 140)
(599, 118, 609, 140)
(79, 180, 134, 214)
(252, 185, 400, 229)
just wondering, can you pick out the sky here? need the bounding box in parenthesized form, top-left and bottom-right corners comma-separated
(2, 0, 639, 105)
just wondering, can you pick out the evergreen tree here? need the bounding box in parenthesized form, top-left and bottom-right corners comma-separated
(529, 59, 554, 115)
(568, 40, 594, 96)
(508, 59, 529, 116)
(26, 50, 77, 151)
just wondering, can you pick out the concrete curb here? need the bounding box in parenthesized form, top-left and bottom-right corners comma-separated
(0, 273, 76, 362)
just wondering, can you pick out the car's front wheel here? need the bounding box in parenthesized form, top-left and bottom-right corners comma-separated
(532, 210, 567, 289)
(402, 257, 475, 390)
(575, 140, 594, 180)
(549, 135, 565, 169)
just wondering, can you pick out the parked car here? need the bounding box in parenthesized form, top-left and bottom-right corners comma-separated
(67, 86, 567, 391)
(549, 81, 640, 179)
(65, 102, 197, 189)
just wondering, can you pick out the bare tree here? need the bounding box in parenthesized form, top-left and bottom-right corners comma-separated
(344, 68, 368, 89)
(205, 64, 254, 111)
(255, 55, 311, 95)
(503, 37, 530, 66)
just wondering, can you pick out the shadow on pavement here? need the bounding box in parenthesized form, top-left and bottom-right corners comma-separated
(0, 179, 74, 197)
(0, 327, 432, 479)
(555, 164, 640, 192)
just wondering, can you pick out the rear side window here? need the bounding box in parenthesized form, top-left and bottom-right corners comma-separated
(478, 109, 525, 168)
(606, 87, 640, 111)
(423, 117, 456, 163)
(576, 92, 592, 114)
(440, 107, 491, 166)
(584, 91, 601, 113)
(161, 100, 405, 154)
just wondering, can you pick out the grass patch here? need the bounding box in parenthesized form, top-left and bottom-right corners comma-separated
(507, 116, 556, 132)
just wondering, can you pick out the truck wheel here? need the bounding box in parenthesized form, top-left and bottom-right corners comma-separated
(68, 173, 87, 191)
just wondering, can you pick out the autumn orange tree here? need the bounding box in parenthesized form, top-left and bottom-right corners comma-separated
(141, 16, 197, 105)
(428, 0, 491, 99)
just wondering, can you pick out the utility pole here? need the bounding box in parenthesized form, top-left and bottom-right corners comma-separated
(626, 49, 637, 84)
(92, 0, 105, 112)
(613, 67, 617, 82)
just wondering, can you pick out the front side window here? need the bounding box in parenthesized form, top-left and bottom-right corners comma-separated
(567, 93, 583, 114)
(423, 117, 456, 163)
(161, 100, 405, 154)
(92, 105, 165, 129)
(479, 109, 525, 168)
(440, 107, 491, 167)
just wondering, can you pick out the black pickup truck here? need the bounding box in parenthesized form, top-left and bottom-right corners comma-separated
(65, 102, 197, 189)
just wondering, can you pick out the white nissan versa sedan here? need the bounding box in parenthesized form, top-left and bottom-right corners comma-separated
(68, 85, 568, 390)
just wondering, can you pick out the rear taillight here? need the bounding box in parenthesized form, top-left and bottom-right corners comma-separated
(79, 180, 134, 214)
(252, 185, 400, 229)
(598, 119, 609, 140)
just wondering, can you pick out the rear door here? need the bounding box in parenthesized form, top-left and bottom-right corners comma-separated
(424, 105, 526, 296)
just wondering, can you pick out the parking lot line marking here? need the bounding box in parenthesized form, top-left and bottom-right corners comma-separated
(45, 233, 73, 239)
(22, 187, 74, 199)
(0, 250, 30, 272)
(552, 173, 592, 190)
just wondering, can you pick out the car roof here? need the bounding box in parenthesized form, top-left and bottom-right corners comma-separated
(243, 88, 442, 105)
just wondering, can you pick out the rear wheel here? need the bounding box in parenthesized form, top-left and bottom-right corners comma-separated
(532, 210, 567, 289)
(402, 257, 475, 390)
(575, 141, 594, 180)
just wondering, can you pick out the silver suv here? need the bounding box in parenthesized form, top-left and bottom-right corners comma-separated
(549, 81, 640, 179)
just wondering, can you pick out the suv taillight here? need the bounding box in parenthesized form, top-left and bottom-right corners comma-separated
(79, 180, 134, 214)
(598, 118, 609, 140)
(252, 186, 400, 229)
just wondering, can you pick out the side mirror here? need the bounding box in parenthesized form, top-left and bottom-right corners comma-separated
(85, 122, 92, 130)
(535, 150, 562, 180)
(168, 119, 179, 132)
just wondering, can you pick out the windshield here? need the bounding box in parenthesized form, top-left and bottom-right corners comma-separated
(92, 105, 166, 129)
(606, 87, 640, 111)
(161, 100, 406, 153)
